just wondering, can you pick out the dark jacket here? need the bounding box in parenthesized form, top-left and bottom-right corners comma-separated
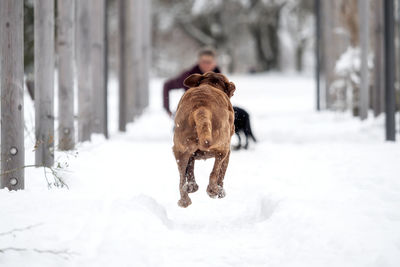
(163, 64, 221, 114)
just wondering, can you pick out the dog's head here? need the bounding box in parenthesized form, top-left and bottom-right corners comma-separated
(183, 72, 236, 98)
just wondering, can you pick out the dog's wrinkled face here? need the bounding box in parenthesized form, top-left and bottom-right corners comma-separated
(184, 72, 236, 98)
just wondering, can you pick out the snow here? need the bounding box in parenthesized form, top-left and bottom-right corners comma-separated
(1, 73, 400, 266)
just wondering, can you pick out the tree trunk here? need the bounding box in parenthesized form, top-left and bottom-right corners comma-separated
(0, 0, 25, 189)
(57, 0, 75, 150)
(35, 0, 55, 167)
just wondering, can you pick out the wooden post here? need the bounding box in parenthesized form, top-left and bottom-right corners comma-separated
(76, 0, 92, 141)
(35, 0, 55, 167)
(358, 0, 369, 120)
(143, 0, 151, 110)
(373, 0, 385, 117)
(118, 0, 127, 131)
(57, 0, 75, 150)
(90, 0, 108, 137)
(0, 0, 25, 189)
(104, 0, 109, 138)
(383, 0, 396, 141)
(315, 0, 321, 111)
(133, 0, 143, 118)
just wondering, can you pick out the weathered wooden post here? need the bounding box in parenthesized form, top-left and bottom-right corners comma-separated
(373, 0, 385, 117)
(383, 0, 396, 141)
(358, 0, 370, 120)
(315, 0, 321, 111)
(35, 0, 55, 167)
(76, 0, 92, 141)
(142, 0, 151, 110)
(104, 0, 109, 138)
(90, 0, 108, 137)
(133, 0, 144, 118)
(57, 0, 75, 150)
(0, 0, 25, 189)
(118, 0, 128, 131)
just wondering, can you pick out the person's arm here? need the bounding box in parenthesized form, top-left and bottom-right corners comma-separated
(163, 70, 191, 116)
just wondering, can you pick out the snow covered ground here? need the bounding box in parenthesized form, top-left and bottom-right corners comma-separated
(1, 73, 400, 267)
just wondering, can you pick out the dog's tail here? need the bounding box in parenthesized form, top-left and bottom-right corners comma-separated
(193, 107, 212, 150)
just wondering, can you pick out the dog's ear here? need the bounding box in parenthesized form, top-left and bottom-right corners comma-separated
(225, 82, 236, 98)
(183, 74, 203, 88)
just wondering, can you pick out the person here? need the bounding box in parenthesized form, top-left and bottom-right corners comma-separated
(163, 47, 221, 117)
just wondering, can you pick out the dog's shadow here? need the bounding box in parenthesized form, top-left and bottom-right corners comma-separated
(133, 195, 280, 231)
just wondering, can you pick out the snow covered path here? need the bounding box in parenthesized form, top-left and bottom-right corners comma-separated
(1, 74, 400, 267)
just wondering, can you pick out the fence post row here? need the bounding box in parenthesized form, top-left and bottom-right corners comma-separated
(2, 0, 150, 190)
(0, 0, 25, 190)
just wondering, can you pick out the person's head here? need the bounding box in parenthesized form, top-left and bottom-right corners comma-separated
(198, 47, 217, 73)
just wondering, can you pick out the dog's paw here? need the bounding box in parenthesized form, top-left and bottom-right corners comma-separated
(207, 185, 226, 199)
(178, 197, 192, 208)
(185, 181, 199, 193)
(232, 145, 241, 151)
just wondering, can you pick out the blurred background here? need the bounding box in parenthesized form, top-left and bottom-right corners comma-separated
(23, 0, 315, 77)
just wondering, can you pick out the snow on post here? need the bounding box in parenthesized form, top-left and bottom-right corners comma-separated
(76, 0, 93, 141)
(90, 0, 108, 137)
(34, 0, 55, 167)
(57, 0, 75, 150)
(0, 0, 25, 189)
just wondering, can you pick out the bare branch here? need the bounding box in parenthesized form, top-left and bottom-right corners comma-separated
(0, 223, 43, 237)
(0, 247, 77, 260)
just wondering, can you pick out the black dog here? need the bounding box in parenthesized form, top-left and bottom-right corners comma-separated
(233, 106, 256, 150)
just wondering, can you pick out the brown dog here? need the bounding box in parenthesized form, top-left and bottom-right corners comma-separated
(173, 72, 236, 208)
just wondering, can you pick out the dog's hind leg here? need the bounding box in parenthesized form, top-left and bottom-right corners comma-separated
(174, 151, 192, 208)
(244, 133, 249, 149)
(185, 156, 199, 193)
(232, 132, 242, 150)
(207, 151, 228, 199)
(216, 150, 230, 199)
